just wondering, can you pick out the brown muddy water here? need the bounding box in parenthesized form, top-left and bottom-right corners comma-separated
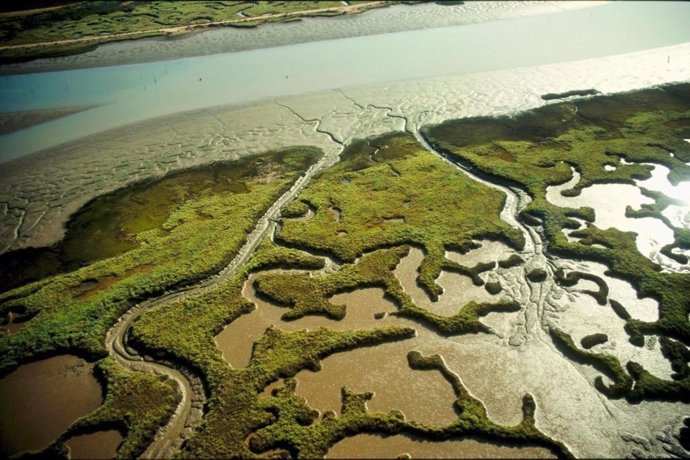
(294, 290, 458, 426)
(66, 429, 122, 459)
(393, 246, 504, 316)
(216, 247, 524, 428)
(0, 355, 102, 456)
(216, 276, 462, 425)
(325, 433, 555, 459)
(215, 276, 399, 368)
(215, 241, 686, 457)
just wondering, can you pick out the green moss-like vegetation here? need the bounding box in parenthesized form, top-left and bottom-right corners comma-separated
(245, 351, 569, 459)
(0, 147, 319, 375)
(0, 155, 281, 292)
(52, 357, 181, 459)
(0, 1, 389, 63)
(498, 254, 524, 269)
(129, 238, 327, 382)
(423, 83, 690, 403)
(580, 333, 608, 350)
(5, 83, 689, 457)
(183, 324, 418, 458)
(554, 269, 609, 305)
(484, 281, 502, 295)
(253, 246, 519, 336)
(549, 328, 631, 399)
(276, 132, 523, 300)
(526, 268, 548, 283)
(625, 336, 690, 403)
(0, 148, 319, 458)
(124, 132, 567, 457)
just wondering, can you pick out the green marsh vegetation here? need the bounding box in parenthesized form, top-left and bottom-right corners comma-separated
(127, 133, 566, 456)
(2, 84, 689, 457)
(423, 83, 690, 403)
(0, 147, 319, 372)
(0, 1, 389, 63)
(52, 358, 182, 459)
(276, 132, 524, 300)
(0, 148, 318, 456)
(0, 154, 282, 292)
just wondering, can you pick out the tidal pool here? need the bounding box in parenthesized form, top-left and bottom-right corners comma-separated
(392, 245, 511, 316)
(293, 290, 458, 427)
(215, 275, 398, 368)
(636, 163, 690, 233)
(65, 429, 122, 459)
(545, 169, 676, 266)
(0, 355, 102, 456)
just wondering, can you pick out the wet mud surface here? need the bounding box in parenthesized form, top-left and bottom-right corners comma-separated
(65, 429, 122, 460)
(326, 433, 555, 459)
(0, 355, 101, 456)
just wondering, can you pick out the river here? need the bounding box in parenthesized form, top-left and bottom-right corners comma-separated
(1, 1, 690, 162)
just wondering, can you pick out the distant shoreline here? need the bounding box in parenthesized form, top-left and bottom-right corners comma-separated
(0, 1, 602, 76)
(0, 1, 390, 67)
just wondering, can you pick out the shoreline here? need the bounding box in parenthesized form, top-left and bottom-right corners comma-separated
(0, 40, 689, 253)
(0, 1, 605, 76)
(4, 1, 688, 162)
(0, 1, 390, 67)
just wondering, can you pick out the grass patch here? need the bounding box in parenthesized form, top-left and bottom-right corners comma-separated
(53, 357, 181, 459)
(423, 82, 690, 403)
(276, 132, 523, 300)
(0, 1, 389, 63)
(125, 132, 565, 457)
(0, 147, 320, 375)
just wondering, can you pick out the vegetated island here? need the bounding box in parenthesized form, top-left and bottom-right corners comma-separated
(0, 1, 403, 64)
(541, 89, 600, 101)
(0, 83, 689, 458)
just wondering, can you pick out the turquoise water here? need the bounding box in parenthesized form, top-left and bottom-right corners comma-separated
(0, 1, 689, 162)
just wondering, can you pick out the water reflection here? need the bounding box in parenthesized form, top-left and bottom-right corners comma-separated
(545, 167, 679, 268)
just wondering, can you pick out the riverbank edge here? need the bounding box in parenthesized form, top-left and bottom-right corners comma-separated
(0, 1, 395, 69)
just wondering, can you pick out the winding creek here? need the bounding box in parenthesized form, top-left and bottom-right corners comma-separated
(99, 115, 547, 457)
(103, 142, 341, 458)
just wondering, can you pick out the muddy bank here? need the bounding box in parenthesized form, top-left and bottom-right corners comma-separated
(217, 279, 462, 426)
(326, 433, 555, 459)
(0, 2, 604, 75)
(215, 274, 394, 369)
(2, 43, 689, 256)
(294, 291, 458, 426)
(0, 354, 101, 456)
